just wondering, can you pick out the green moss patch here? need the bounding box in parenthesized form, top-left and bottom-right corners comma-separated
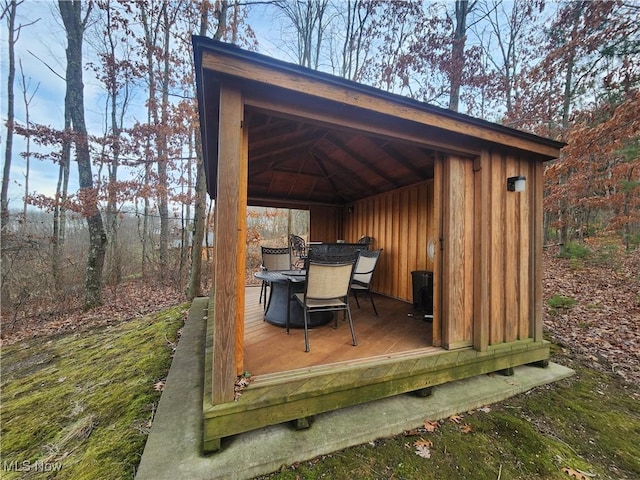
(261, 363, 640, 480)
(1, 304, 187, 479)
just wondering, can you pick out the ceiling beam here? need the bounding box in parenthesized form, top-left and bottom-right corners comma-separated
(324, 134, 402, 189)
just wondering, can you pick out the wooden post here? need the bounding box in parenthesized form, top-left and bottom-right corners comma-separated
(531, 161, 544, 342)
(473, 152, 490, 351)
(212, 80, 245, 404)
(432, 156, 443, 347)
(235, 122, 249, 376)
(442, 154, 474, 349)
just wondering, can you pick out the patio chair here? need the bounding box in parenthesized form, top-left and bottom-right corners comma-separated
(291, 253, 358, 352)
(289, 234, 307, 270)
(357, 235, 372, 247)
(350, 249, 383, 316)
(259, 246, 291, 307)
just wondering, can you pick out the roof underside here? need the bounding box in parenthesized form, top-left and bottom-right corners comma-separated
(193, 37, 564, 207)
(246, 108, 435, 206)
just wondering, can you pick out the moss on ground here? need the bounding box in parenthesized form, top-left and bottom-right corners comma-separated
(1, 304, 187, 480)
(2, 304, 639, 480)
(262, 362, 640, 480)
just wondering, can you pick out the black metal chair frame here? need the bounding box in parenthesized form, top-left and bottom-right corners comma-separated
(290, 251, 358, 352)
(289, 234, 307, 270)
(351, 249, 383, 316)
(259, 246, 290, 308)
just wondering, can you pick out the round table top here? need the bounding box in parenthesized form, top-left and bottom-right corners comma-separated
(254, 270, 306, 283)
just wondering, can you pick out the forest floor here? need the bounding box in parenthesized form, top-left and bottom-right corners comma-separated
(1, 243, 639, 479)
(542, 242, 640, 386)
(3, 241, 639, 385)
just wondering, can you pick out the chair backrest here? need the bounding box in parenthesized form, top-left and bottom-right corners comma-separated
(261, 246, 291, 271)
(357, 235, 372, 245)
(304, 260, 355, 300)
(289, 234, 307, 266)
(352, 249, 382, 285)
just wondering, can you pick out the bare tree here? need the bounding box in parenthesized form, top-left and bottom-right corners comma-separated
(91, 0, 136, 287)
(187, 0, 214, 300)
(58, 0, 108, 309)
(448, 0, 477, 112)
(274, 0, 331, 69)
(1, 0, 38, 308)
(1, 0, 18, 238)
(328, 0, 375, 81)
(138, 0, 184, 283)
(18, 59, 39, 226)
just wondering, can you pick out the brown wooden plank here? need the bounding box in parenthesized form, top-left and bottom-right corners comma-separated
(243, 286, 432, 376)
(416, 184, 427, 270)
(399, 189, 410, 297)
(463, 159, 475, 344)
(203, 52, 561, 158)
(212, 81, 245, 403)
(532, 162, 544, 341)
(519, 158, 531, 340)
(432, 155, 443, 347)
(203, 336, 550, 448)
(235, 120, 249, 375)
(473, 152, 490, 351)
(442, 155, 474, 348)
(490, 150, 505, 345)
(505, 154, 519, 343)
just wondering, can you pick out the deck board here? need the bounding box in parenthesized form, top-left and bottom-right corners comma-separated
(243, 286, 434, 376)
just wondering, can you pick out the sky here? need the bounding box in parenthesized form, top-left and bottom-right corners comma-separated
(3, 1, 77, 207)
(1, 1, 284, 215)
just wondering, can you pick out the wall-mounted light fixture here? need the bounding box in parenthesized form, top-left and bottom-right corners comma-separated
(507, 176, 526, 192)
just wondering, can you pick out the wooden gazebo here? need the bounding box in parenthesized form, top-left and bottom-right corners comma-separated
(192, 36, 564, 452)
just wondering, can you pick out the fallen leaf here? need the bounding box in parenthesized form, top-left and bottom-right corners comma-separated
(234, 373, 254, 401)
(423, 420, 440, 432)
(562, 467, 589, 479)
(461, 423, 473, 434)
(413, 438, 433, 459)
(153, 381, 165, 391)
(449, 414, 463, 424)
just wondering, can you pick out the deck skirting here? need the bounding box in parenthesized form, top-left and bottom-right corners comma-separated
(203, 310, 549, 452)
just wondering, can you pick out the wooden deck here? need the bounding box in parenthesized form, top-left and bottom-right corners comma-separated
(203, 287, 551, 452)
(243, 285, 436, 377)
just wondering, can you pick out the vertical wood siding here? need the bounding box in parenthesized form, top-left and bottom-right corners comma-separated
(342, 181, 435, 302)
(309, 151, 541, 351)
(442, 156, 474, 348)
(484, 149, 534, 347)
(309, 205, 342, 242)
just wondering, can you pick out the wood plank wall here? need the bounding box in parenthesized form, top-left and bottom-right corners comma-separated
(341, 181, 435, 302)
(482, 149, 535, 347)
(309, 205, 343, 242)
(442, 156, 474, 349)
(308, 152, 541, 352)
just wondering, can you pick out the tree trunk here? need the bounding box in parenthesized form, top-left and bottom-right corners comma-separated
(1, 0, 18, 310)
(187, 141, 206, 300)
(157, 3, 171, 283)
(187, 1, 212, 300)
(19, 59, 34, 227)
(59, 0, 107, 309)
(449, 0, 470, 112)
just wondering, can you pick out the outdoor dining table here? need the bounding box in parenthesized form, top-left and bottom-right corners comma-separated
(254, 270, 333, 328)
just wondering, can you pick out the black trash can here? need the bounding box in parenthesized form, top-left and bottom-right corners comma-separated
(411, 270, 433, 316)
